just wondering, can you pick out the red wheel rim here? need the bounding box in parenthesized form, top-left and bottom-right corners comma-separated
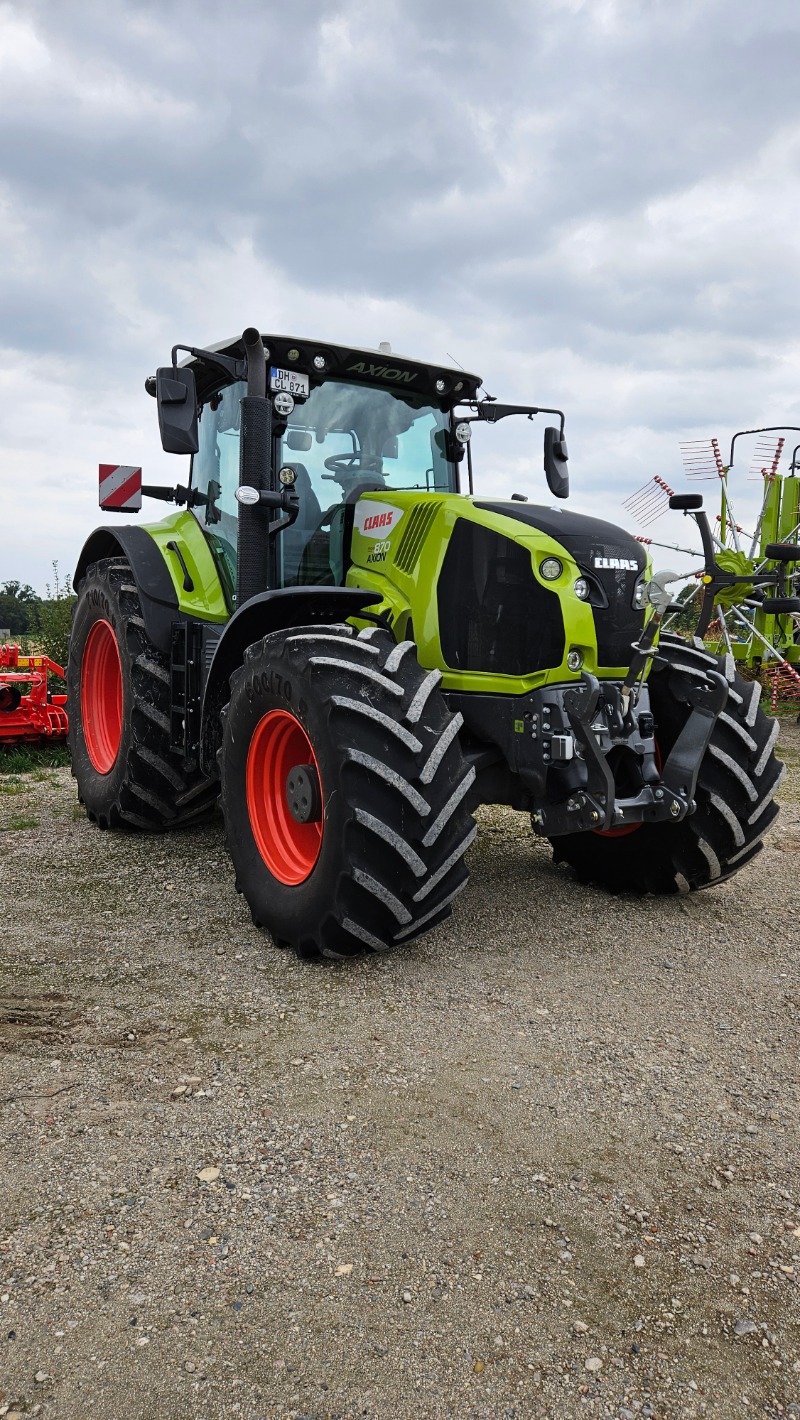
(81, 619, 123, 774)
(246, 709, 323, 885)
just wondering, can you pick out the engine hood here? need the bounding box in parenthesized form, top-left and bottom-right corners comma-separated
(473, 501, 647, 575)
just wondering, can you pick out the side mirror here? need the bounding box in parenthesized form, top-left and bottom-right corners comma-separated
(155, 366, 199, 455)
(286, 429, 312, 452)
(543, 426, 569, 500)
(382, 436, 399, 459)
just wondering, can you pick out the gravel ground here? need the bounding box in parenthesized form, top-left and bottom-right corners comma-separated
(0, 717, 799, 1420)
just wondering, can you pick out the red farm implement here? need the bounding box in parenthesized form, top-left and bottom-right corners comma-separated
(0, 644, 68, 745)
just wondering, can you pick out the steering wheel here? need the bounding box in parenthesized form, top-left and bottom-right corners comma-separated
(323, 452, 384, 480)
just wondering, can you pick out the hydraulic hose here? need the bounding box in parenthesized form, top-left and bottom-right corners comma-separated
(237, 327, 270, 605)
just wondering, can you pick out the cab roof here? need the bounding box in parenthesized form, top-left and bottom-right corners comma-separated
(185, 332, 482, 409)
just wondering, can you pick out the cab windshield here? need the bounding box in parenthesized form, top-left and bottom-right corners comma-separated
(192, 378, 455, 589)
(282, 380, 453, 497)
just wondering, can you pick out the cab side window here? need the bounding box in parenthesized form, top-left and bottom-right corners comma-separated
(192, 381, 245, 560)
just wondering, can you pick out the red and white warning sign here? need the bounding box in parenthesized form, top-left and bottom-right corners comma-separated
(99, 464, 142, 512)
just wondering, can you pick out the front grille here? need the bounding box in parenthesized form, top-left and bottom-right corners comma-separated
(574, 551, 644, 666)
(472, 502, 646, 670)
(437, 519, 565, 674)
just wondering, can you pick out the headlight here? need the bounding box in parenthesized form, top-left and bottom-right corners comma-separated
(567, 649, 584, 671)
(634, 579, 648, 609)
(574, 577, 590, 600)
(540, 557, 563, 581)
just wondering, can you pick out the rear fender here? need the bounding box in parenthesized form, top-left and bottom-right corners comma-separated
(74, 525, 179, 655)
(199, 586, 383, 774)
(75, 515, 230, 655)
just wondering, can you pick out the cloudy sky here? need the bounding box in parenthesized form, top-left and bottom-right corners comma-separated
(2, 0, 800, 593)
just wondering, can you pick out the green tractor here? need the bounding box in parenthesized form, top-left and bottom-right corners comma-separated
(68, 330, 785, 958)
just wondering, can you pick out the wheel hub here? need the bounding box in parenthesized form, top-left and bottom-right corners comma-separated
(286, 763, 322, 824)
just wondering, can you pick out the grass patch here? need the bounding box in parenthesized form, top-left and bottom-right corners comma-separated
(0, 744, 70, 774)
(0, 814, 39, 831)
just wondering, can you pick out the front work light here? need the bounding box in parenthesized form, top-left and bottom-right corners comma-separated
(540, 557, 563, 581)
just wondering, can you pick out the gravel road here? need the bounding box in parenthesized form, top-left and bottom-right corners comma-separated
(1, 717, 799, 1420)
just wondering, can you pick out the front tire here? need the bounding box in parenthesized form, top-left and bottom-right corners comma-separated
(549, 637, 785, 893)
(67, 558, 218, 830)
(219, 625, 476, 959)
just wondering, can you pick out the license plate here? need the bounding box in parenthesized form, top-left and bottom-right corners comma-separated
(270, 367, 310, 399)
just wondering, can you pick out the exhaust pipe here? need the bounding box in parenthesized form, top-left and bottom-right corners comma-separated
(237, 328, 270, 605)
(242, 326, 266, 399)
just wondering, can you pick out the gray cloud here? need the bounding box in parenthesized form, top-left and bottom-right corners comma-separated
(1, 0, 799, 587)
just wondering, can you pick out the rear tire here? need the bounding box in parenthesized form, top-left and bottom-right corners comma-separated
(549, 636, 785, 893)
(219, 624, 476, 959)
(67, 558, 218, 830)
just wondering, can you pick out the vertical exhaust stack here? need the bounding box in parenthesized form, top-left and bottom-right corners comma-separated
(243, 326, 266, 399)
(237, 328, 270, 606)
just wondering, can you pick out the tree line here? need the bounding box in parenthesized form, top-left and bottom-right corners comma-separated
(0, 568, 75, 671)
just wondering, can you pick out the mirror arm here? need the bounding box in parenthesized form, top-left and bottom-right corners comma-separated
(170, 345, 247, 384)
(141, 483, 206, 508)
(146, 340, 255, 399)
(458, 401, 566, 436)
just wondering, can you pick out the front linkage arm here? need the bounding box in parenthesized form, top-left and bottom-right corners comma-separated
(657, 664, 729, 805)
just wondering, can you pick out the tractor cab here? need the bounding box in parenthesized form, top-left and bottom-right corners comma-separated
(168, 334, 481, 610)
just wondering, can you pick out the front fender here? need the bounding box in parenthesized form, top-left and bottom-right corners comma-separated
(199, 587, 382, 774)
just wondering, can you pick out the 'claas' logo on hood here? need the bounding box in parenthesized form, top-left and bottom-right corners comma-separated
(354, 500, 405, 539)
(594, 556, 639, 571)
(363, 511, 395, 531)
